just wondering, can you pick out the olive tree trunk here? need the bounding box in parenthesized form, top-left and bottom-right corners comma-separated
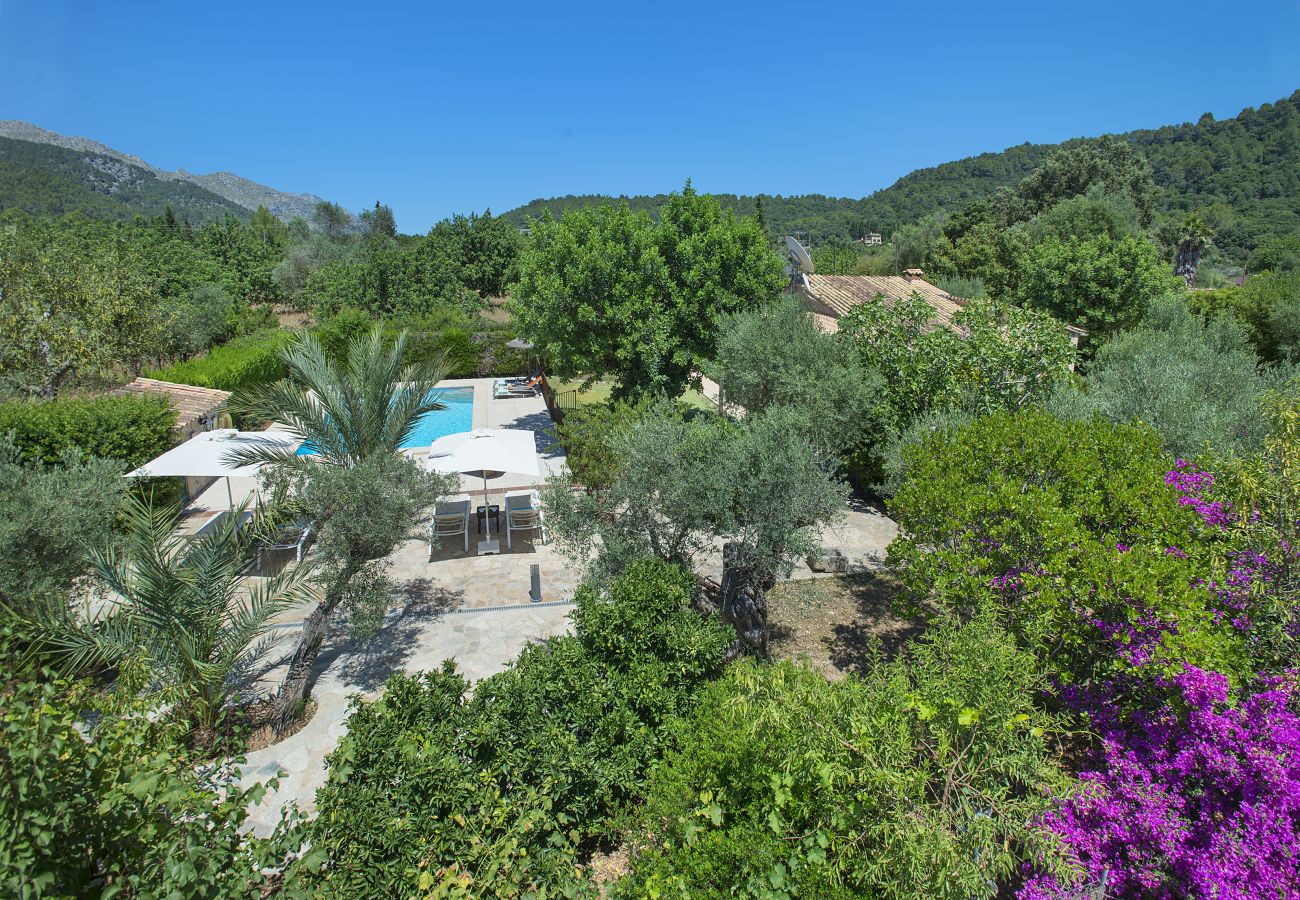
(272, 567, 354, 734)
(718, 542, 771, 662)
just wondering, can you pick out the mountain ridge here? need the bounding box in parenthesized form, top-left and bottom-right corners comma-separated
(501, 89, 1300, 261)
(0, 120, 334, 224)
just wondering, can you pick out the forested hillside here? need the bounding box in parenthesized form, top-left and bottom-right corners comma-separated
(0, 136, 250, 225)
(504, 90, 1300, 261)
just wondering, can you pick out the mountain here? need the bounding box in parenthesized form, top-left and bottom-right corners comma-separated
(0, 120, 338, 225)
(501, 90, 1300, 261)
(0, 135, 251, 224)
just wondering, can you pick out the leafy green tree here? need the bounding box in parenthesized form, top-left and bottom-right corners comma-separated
(0, 223, 160, 396)
(358, 201, 396, 238)
(289, 558, 730, 897)
(0, 434, 127, 613)
(999, 136, 1158, 228)
(1009, 233, 1178, 335)
(616, 616, 1071, 899)
(421, 209, 523, 296)
(515, 184, 784, 399)
(839, 294, 1077, 428)
(159, 282, 235, 360)
(17, 496, 312, 732)
(229, 327, 456, 731)
(1247, 235, 1300, 273)
(1049, 295, 1283, 457)
(312, 200, 352, 238)
(708, 294, 885, 460)
(247, 204, 289, 248)
(0, 659, 290, 898)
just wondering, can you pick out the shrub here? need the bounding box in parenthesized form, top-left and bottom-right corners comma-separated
(887, 409, 1249, 685)
(616, 616, 1071, 899)
(149, 329, 291, 393)
(291, 559, 732, 897)
(1023, 668, 1300, 899)
(0, 393, 175, 467)
(0, 434, 127, 611)
(0, 663, 288, 898)
(1052, 295, 1280, 458)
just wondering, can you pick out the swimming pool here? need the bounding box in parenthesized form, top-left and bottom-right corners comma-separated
(295, 386, 475, 454)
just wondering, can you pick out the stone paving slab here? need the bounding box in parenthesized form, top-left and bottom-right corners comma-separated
(238, 602, 574, 837)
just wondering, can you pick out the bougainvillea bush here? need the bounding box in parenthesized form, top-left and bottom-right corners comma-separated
(1022, 667, 1300, 899)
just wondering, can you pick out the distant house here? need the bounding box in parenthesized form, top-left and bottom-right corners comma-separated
(856, 232, 883, 246)
(794, 269, 1087, 352)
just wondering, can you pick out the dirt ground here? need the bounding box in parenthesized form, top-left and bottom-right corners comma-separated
(768, 572, 927, 679)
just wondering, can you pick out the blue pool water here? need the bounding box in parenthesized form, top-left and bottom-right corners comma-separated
(295, 386, 474, 454)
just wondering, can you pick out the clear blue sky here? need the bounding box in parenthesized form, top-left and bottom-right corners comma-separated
(2, 0, 1298, 233)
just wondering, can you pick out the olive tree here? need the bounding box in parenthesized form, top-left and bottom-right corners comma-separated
(544, 403, 846, 658)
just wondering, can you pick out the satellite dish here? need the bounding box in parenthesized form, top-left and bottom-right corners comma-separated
(784, 235, 814, 273)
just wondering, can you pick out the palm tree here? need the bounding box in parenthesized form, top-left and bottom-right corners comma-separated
(228, 326, 450, 732)
(20, 496, 313, 732)
(1174, 213, 1215, 287)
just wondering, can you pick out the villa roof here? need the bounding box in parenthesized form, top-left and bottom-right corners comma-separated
(799, 273, 969, 333)
(111, 378, 231, 430)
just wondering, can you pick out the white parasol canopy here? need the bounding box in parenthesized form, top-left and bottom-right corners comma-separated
(423, 428, 540, 482)
(423, 429, 540, 545)
(126, 429, 300, 507)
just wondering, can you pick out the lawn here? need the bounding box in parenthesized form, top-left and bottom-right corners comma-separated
(547, 376, 716, 411)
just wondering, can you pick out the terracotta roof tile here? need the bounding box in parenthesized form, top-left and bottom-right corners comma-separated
(110, 378, 231, 428)
(800, 274, 969, 334)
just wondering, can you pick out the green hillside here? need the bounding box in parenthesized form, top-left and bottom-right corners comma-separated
(0, 136, 250, 225)
(502, 90, 1300, 261)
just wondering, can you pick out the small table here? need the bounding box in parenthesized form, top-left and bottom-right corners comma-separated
(476, 504, 500, 535)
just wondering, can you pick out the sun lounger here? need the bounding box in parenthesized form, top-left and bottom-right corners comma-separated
(429, 496, 472, 557)
(493, 376, 542, 399)
(504, 490, 545, 549)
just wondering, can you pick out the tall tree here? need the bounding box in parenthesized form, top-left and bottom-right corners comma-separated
(359, 201, 397, 238)
(312, 200, 352, 239)
(228, 327, 455, 731)
(1171, 212, 1215, 286)
(514, 184, 784, 399)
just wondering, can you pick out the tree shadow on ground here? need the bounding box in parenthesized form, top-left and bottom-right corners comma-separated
(318, 578, 465, 692)
(768, 572, 927, 680)
(824, 573, 927, 676)
(495, 409, 565, 458)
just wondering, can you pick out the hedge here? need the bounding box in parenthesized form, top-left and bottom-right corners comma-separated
(0, 394, 176, 468)
(148, 330, 291, 393)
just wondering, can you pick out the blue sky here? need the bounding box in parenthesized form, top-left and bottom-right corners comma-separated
(2, 0, 1298, 233)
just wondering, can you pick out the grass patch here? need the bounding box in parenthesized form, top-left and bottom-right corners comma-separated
(548, 376, 716, 411)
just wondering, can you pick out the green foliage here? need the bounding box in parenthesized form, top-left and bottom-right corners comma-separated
(359, 200, 397, 238)
(0, 220, 162, 396)
(17, 496, 313, 730)
(292, 559, 732, 898)
(840, 294, 1077, 430)
(1008, 233, 1178, 334)
(0, 433, 127, 610)
(810, 240, 866, 275)
(514, 184, 785, 399)
(708, 295, 886, 461)
(886, 409, 1248, 684)
(1248, 234, 1300, 273)
(149, 329, 292, 393)
(553, 396, 650, 491)
(0, 393, 175, 467)
(544, 403, 847, 592)
(616, 617, 1071, 899)
(1050, 295, 1282, 457)
(422, 208, 523, 296)
(0, 663, 287, 898)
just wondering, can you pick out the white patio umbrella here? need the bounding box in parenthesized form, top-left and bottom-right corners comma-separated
(423, 428, 540, 546)
(125, 429, 300, 507)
